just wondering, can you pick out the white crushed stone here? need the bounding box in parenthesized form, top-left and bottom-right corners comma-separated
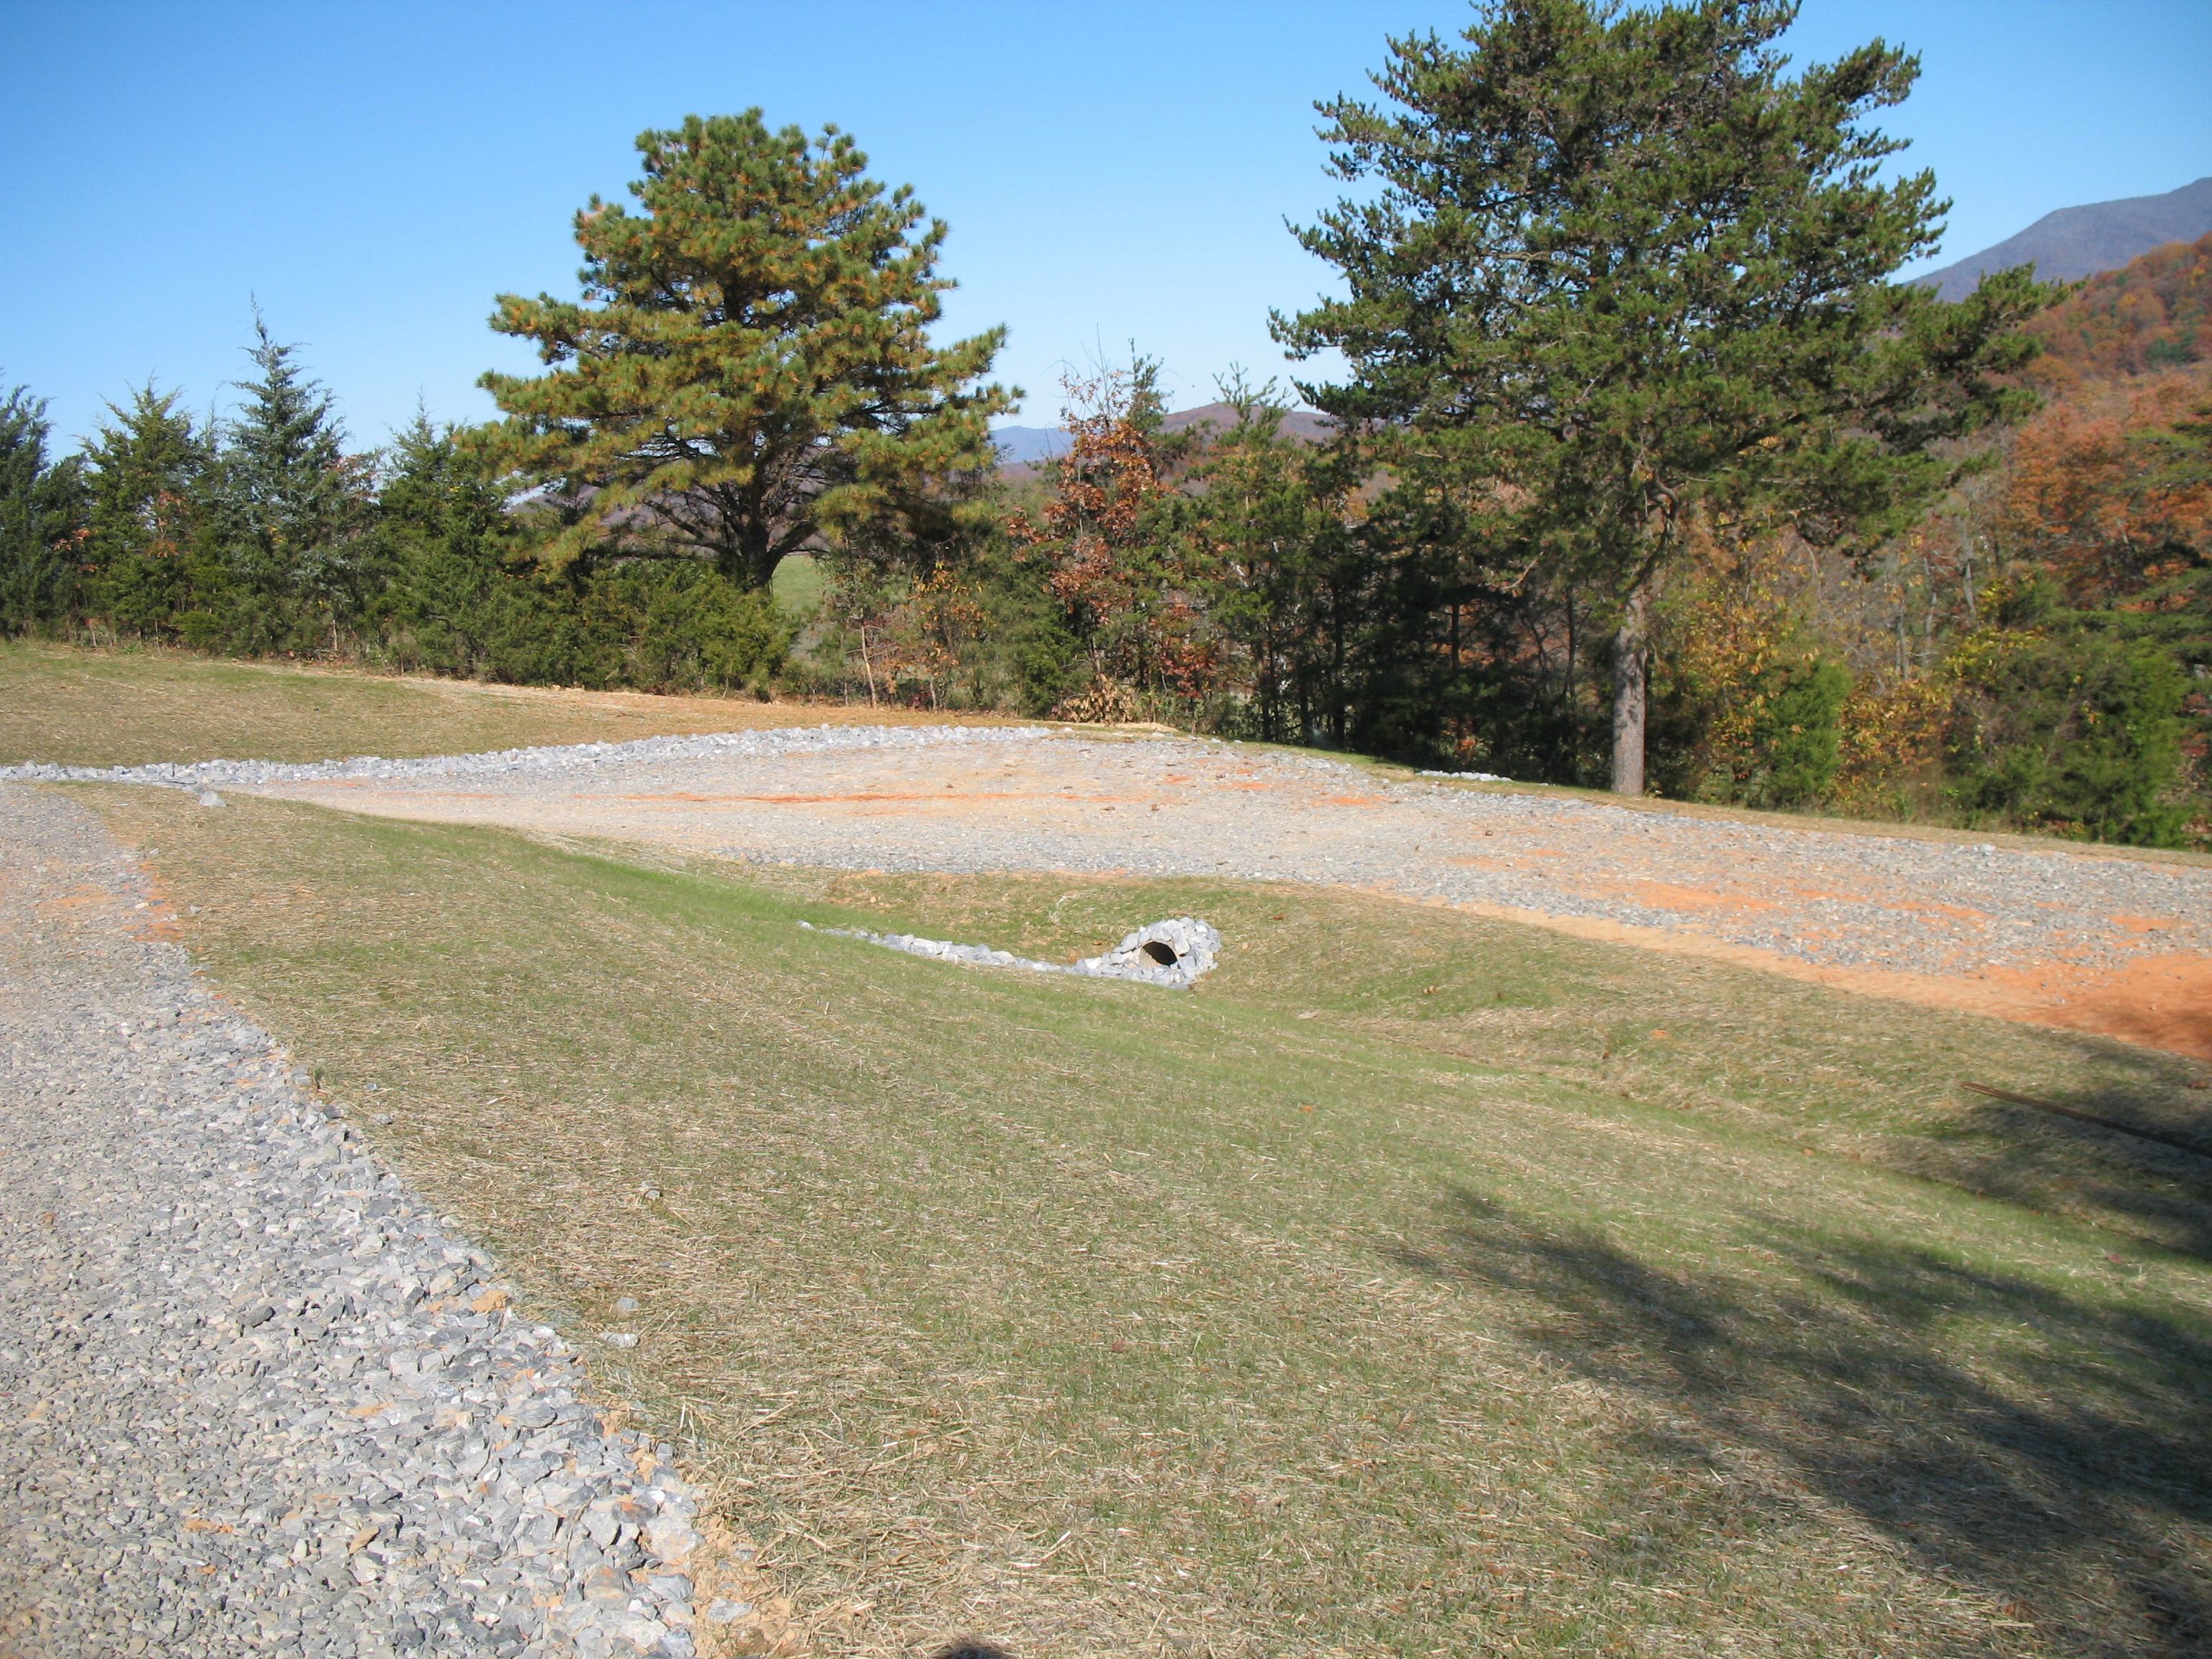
(0, 721, 1049, 791)
(801, 914, 1223, 989)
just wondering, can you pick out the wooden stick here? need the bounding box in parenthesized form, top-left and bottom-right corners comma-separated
(1960, 1081, 2211, 1159)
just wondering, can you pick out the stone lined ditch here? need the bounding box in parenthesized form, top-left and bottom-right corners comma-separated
(801, 916, 1223, 989)
(0, 785, 716, 1659)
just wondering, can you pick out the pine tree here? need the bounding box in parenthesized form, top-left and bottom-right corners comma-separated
(0, 386, 86, 634)
(1176, 372, 1343, 742)
(81, 384, 213, 637)
(1277, 0, 2052, 792)
(480, 112, 1014, 590)
(369, 411, 518, 675)
(222, 314, 367, 637)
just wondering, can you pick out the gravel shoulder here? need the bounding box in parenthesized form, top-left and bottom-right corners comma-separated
(0, 785, 724, 1659)
(20, 725, 2204, 1060)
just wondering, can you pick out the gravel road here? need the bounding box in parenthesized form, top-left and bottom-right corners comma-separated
(21, 723, 2203, 1056)
(0, 786, 713, 1659)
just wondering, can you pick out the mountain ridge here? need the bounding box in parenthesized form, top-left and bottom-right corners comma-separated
(1916, 176, 2212, 301)
(993, 401, 1332, 469)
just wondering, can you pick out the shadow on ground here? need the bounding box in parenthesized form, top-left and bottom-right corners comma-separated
(1911, 1066, 2212, 1256)
(1393, 1187, 2212, 1658)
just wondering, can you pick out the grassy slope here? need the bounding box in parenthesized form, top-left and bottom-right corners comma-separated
(79, 784, 2212, 1659)
(0, 642, 981, 768)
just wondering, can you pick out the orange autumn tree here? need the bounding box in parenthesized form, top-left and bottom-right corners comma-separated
(2001, 369, 2212, 606)
(1010, 359, 1217, 715)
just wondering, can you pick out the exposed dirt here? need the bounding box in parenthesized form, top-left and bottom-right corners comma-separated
(231, 729, 2212, 1061)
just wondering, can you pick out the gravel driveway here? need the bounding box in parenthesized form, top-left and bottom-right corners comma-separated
(21, 724, 2201, 1059)
(0, 786, 713, 1659)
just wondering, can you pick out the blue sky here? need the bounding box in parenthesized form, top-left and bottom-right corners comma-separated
(5, 1, 2208, 449)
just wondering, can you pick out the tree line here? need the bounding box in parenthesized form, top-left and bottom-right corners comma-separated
(0, 318, 791, 693)
(3, 0, 2205, 845)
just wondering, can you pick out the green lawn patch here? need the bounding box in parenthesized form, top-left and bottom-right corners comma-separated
(770, 553, 828, 621)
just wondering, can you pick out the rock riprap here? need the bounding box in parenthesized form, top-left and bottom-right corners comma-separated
(0, 784, 707, 1659)
(802, 914, 1223, 989)
(0, 720, 1047, 792)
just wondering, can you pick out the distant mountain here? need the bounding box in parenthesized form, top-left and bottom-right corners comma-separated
(991, 424, 1073, 466)
(992, 402, 1334, 470)
(1159, 402, 1334, 444)
(1916, 176, 2212, 301)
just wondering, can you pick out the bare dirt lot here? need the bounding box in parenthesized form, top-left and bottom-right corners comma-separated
(228, 726, 2212, 1062)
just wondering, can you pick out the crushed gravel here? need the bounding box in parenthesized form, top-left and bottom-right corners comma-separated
(109, 724, 2208, 985)
(0, 786, 709, 1659)
(0, 723, 1046, 792)
(801, 914, 1223, 988)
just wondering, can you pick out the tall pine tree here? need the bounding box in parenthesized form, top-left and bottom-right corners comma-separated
(82, 385, 212, 638)
(1278, 0, 2051, 791)
(222, 313, 367, 639)
(480, 112, 1014, 590)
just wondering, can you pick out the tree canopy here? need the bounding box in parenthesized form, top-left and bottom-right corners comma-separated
(1277, 0, 2054, 792)
(0, 387, 86, 631)
(480, 111, 1015, 590)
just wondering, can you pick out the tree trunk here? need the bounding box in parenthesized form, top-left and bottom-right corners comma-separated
(1610, 585, 1648, 796)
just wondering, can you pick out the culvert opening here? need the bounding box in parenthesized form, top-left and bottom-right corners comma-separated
(1141, 940, 1180, 966)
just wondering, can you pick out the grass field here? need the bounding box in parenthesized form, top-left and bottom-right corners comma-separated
(76, 781, 2212, 1659)
(0, 641, 990, 768)
(772, 553, 830, 621)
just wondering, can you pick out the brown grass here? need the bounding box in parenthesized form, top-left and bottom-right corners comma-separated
(73, 782, 2212, 1659)
(0, 642, 1002, 768)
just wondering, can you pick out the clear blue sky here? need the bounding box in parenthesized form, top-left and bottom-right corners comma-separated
(5, 1, 2208, 449)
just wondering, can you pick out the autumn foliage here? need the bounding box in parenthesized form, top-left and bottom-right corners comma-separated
(2024, 233, 2212, 388)
(1010, 364, 1218, 709)
(2001, 370, 2212, 606)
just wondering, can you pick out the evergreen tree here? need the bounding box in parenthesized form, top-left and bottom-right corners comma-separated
(81, 385, 212, 638)
(480, 112, 1014, 590)
(1278, 0, 2051, 791)
(1174, 374, 1344, 742)
(0, 387, 86, 634)
(222, 313, 367, 640)
(369, 411, 515, 675)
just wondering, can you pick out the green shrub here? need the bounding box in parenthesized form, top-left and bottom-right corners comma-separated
(1751, 659, 1851, 809)
(1944, 624, 2189, 846)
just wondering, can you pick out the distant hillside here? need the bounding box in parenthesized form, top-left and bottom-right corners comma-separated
(991, 425, 1073, 466)
(1916, 176, 2212, 301)
(994, 402, 1333, 472)
(1160, 402, 1334, 443)
(2026, 232, 2212, 385)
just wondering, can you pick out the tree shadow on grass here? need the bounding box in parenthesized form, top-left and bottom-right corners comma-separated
(1928, 1080, 2212, 1262)
(1391, 1187, 2212, 1657)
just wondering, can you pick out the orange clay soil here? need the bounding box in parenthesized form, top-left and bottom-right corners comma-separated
(1412, 895, 2212, 1064)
